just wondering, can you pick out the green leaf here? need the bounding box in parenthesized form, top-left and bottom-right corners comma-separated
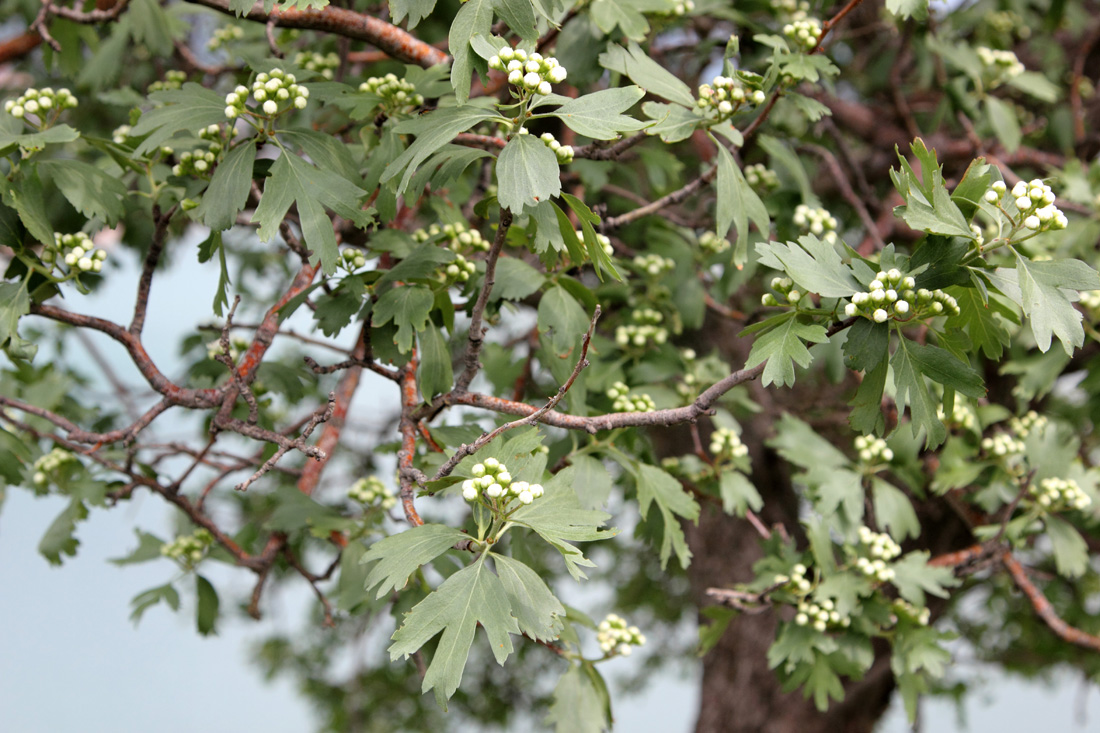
(759, 134, 817, 205)
(842, 318, 889, 372)
(633, 463, 699, 569)
(995, 255, 1100, 354)
(5, 170, 54, 246)
(538, 285, 590, 355)
(891, 337, 947, 447)
(419, 325, 454, 402)
(985, 96, 1020, 154)
(801, 464, 865, 524)
(389, 555, 520, 708)
(769, 413, 851, 471)
(491, 257, 546, 301)
(885, 0, 928, 20)
(197, 230, 231, 316)
(718, 470, 763, 516)
(0, 281, 36, 361)
(384, 106, 499, 194)
(1045, 516, 1088, 578)
(390, 0, 437, 27)
(550, 86, 646, 140)
(715, 144, 770, 265)
(756, 235, 861, 298)
(129, 0, 173, 53)
(448, 0, 495, 104)
(264, 484, 350, 535)
(511, 464, 616, 580)
(871, 478, 920, 541)
(493, 0, 537, 41)
(363, 523, 468, 599)
(131, 84, 227, 155)
(38, 159, 126, 225)
(0, 124, 80, 157)
(545, 663, 611, 733)
(129, 583, 180, 625)
(890, 551, 959, 606)
(946, 287, 1011, 360)
(598, 42, 696, 108)
(251, 152, 368, 273)
(195, 142, 256, 231)
(641, 102, 699, 143)
(590, 0, 666, 41)
(892, 139, 972, 238)
(492, 553, 565, 641)
(805, 655, 845, 711)
(903, 341, 985, 399)
(570, 455, 612, 510)
(745, 312, 829, 388)
(195, 574, 220, 636)
(497, 133, 561, 214)
(377, 244, 455, 287)
(1008, 71, 1060, 103)
(372, 284, 434, 353)
(38, 499, 87, 565)
(110, 530, 166, 566)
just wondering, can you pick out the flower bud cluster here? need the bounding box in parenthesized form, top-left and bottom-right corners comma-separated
(359, 74, 425, 114)
(1080, 290, 1100, 313)
(206, 336, 249, 362)
(161, 529, 214, 565)
(762, 276, 803, 307)
(670, 0, 694, 15)
(597, 613, 646, 656)
(745, 164, 779, 192)
(698, 231, 730, 255)
(413, 221, 488, 253)
(891, 599, 930, 626)
(844, 270, 960, 323)
(615, 308, 668, 348)
(696, 75, 765, 122)
(5, 87, 78, 121)
(633, 253, 676, 277)
(575, 230, 614, 258)
(172, 149, 217, 177)
(1008, 179, 1068, 231)
(441, 253, 476, 285)
(710, 427, 749, 460)
(981, 432, 1025, 457)
(976, 46, 1025, 87)
(795, 597, 849, 632)
(207, 25, 244, 51)
(43, 232, 106, 274)
(854, 526, 900, 582)
(854, 435, 893, 464)
(793, 205, 838, 244)
(488, 47, 567, 96)
(462, 458, 544, 505)
(1009, 409, 1046, 437)
(349, 476, 397, 510)
(341, 248, 367, 270)
(112, 125, 132, 144)
(225, 69, 308, 119)
(148, 70, 187, 94)
(775, 0, 810, 19)
(32, 447, 79, 488)
(536, 132, 574, 163)
(606, 381, 656, 412)
(783, 18, 822, 51)
(937, 400, 977, 431)
(775, 562, 813, 593)
(294, 51, 340, 80)
(1030, 477, 1091, 512)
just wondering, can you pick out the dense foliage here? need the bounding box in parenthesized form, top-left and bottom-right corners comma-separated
(4, 0, 1100, 730)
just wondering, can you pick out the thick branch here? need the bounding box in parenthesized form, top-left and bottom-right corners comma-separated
(1002, 551, 1100, 653)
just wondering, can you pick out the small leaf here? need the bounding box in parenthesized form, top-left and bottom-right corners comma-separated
(38, 159, 126, 225)
(110, 530, 166, 566)
(497, 134, 561, 214)
(550, 86, 646, 140)
(718, 470, 763, 516)
(745, 312, 829, 388)
(985, 96, 1021, 154)
(195, 574, 220, 636)
(38, 499, 87, 565)
(1045, 516, 1088, 578)
(633, 463, 699, 569)
(493, 553, 566, 641)
(196, 142, 257, 231)
(871, 479, 921, 541)
(716, 145, 770, 264)
(890, 551, 959, 606)
(641, 101, 699, 143)
(362, 523, 468, 598)
(419, 325, 454, 402)
(891, 337, 948, 447)
(491, 257, 546, 301)
(371, 285, 434, 354)
(129, 583, 180, 625)
(598, 42, 696, 108)
(545, 663, 611, 733)
(756, 235, 861, 298)
(131, 84, 227, 155)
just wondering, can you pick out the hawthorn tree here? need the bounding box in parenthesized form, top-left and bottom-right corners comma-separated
(4, 0, 1100, 730)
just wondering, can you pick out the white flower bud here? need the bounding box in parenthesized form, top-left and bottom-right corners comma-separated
(873, 309, 888, 323)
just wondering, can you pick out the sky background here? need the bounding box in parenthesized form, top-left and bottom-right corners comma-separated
(2, 240, 1100, 733)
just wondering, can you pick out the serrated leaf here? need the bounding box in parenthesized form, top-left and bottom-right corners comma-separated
(990, 255, 1100, 355)
(0, 124, 80, 156)
(491, 257, 546, 301)
(390, 0, 437, 27)
(885, 0, 928, 20)
(890, 551, 959, 606)
(745, 312, 829, 388)
(493, 554, 565, 641)
(550, 86, 646, 140)
(599, 42, 696, 108)
(195, 142, 256, 231)
(37, 159, 126, 225)
(538, 285, 590, 355)
(497, 133, 561, 214)
(871, 478, 920, 541)
(904, 341, 985, 398)
(769, 413, 851, 470)
(0, 281, 35, 361)
(448, 0, 495, 104)
(849, 359, 888, 435)
(110, 530, 166, 566)
(805, 655, 845, 711)
(1045, 516, 1088, 578)
(718, 470, 763, 516)
(195, 574, 219, 636)
(715, 144, 770, 265)
(545, 664, 611, 733)
(6, 170, 54, 246)
(641, 101, 699, 143)
(363, 523, 467, 598)
(892, 139, 972, 238)
(129, 583, 180, 625)
(842, 318, 889, 372)
(946, 287, 1010, 359)
(511, 465, 616, 580)
(493, 0, 537, 41)
(891, 337, 947, 447)
(756, 235, 860, 298)
(419, 325, 454, 402)
(633, 463, 699, 569)
(38, 499, 87, 565)
(384, 106, 498, 193)
(759, 134, 817, 205)
(131, 84, 227, 155)
(389, 555, 520, 707)
(372, 284, 434, 354)
(591, 0, 666, 40)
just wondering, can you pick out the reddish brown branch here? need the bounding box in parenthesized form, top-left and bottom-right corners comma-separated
(0, 30, 43, 63)
(397, 347, 425, 527)
(1002, 551, 1100, 653)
